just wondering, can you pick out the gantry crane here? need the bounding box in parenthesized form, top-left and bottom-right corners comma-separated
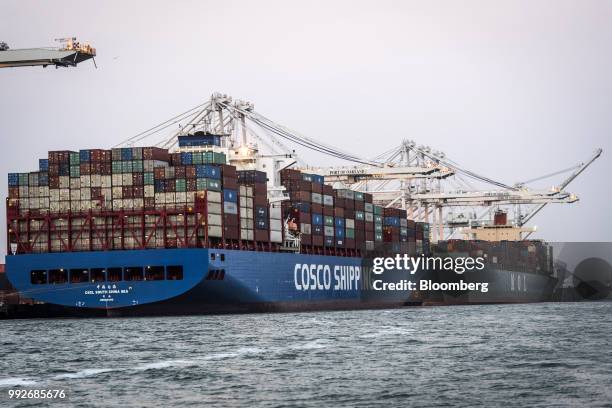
(114, 93, 602, 241)
(0, 37, 96, 68)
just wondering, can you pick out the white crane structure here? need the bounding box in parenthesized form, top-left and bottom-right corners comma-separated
(115, 93, 602, 242)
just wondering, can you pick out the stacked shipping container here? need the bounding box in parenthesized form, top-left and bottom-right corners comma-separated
(7, 147, 429, 256)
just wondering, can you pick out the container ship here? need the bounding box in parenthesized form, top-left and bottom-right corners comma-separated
(3, 135, 429, 318)
(425, 211, 557, 305)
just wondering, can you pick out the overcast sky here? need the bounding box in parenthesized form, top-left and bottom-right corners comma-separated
(1, 0, 611, 253)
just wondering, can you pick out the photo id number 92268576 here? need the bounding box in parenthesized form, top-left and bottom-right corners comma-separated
(7, 389, 67, 399)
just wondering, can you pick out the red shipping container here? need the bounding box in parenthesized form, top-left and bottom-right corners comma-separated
(312, 235, 324, 247)
(335, 198, 345, 208)
(323, 206, 334, 216)
(185, 165, 196, 179)
(365, 230, 374, 241)
(255, 230, 269, 242)
(48, 164, 59, 176)
(323, 184, 334, 195)
(345, 238, 355, 249)
(175, 166, 186, 178)
(254, 195, 267, 206)
(364, 193, 373, 203)
(345, 200, 354, 210)
(223, 214, 239, 227)
(154, 168, 165, 179)
(80, 163, 90, 175)
(355, 200, 364, 211)
(49, 176, 60, 189)
(311, 182, 322, 194)
(221, 164, 237, 178)
(132, 173, 144, 185)
(300, 234, 312, 246)
(334, 207, 345, 217)
(223, 177, 238, 190)
(224, 226, 239, 240)
(311, 203, 323, 214)
(345, 209, 355, 219)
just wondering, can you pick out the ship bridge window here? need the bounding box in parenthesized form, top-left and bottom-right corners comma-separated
(49, 269, 68, 284)
(124, 266, 144, 281)
(220, 254, 225, 261)
(167, 265, 183, 280)
(70, 268, 90, 283)
(30, 270, 47, 284)
(90, 268, 106, 282)
(210, 253, 216, 260)
(107, 268, 122, 282)
(145, 266, 164, 281)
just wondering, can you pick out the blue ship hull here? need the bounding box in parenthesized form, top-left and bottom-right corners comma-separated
(5, 249, 423, 317)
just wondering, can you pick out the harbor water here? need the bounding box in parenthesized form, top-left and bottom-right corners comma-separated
(1, 302, 611, 407)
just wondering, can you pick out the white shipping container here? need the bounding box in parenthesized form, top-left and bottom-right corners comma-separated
(300, 223, 312, 235)
(19, 186, 29, 197)
(144, 185, 154, 198)
(155, 193, 165, 204)
(324, 226, 334, 236)
(133, 198, 143, 209)
(240, 218, 254, 229)
(186, 192, 195, 204)
(239, 185, 247, 197)
(102, 188, 112, 200)
(269, 205, 282, 220)
(112, 174, 122, 186)
(207, 191, 222, 203)
(208, 225, 223, 237)
(50, 190, 60, 201)
(165, 192, 176, 203)
(311, 192, 322, 204)
(208, 213, 222, 226)
(365, 241, 374, 251)
(270, 230, 283, 243)
(346, 219, 355, 229)
(208, 202, 222, 214)
(364, 203, 373, 213)
(224, 201, 238, 214)
(400, 218, 408, 227)
(80, 175, 91, 187)
(71, 190, 81, 201)
(80, 200, 91, 211)
(81, 188, 91, 200)
(270, 219, 282, 231)
(102, 175, 112, 188)
(122, 174, 133, 186)
(240, 207, 247, 219)
(50, 202, 60, 212)
(59, 176, 70, 189)
(70, 201, 80, 212)
(365, 213, 374, 222)
(112, 187, 123, 199)
(70, 178, 80, 189)
(90, 174, 101, 187)
(240, 229, 254, 240)
(323, 195, 334, 206)
(175, 192, 187, 203)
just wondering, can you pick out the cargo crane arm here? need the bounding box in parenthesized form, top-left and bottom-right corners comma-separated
(517, 148, 602, 226)
(0, 38, 96, 69)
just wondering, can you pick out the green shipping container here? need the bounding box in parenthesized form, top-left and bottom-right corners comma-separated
(375, 233, 383, 241)
(192, 152, 203, 165)
(175, 179, 186, 192)
(144, 172, 154, 185)
(69, 152, 80, 166)
(132, 160, 144, 172)
(346, 228, 355, 239)
(374, 206, 383, 215)
(112, 161, 122, 174)
(122, 161, 133, 173)
(70, 166, 80, 178)
(374, 215, 383, 223)
(324, 216, 334, 226)
(375, 224, 383, 233)
(19, 173, 29, 186)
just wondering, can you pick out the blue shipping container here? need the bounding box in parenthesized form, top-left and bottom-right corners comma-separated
(180, 152, 193, 165)
(335, 217, 345, 228)
(8, 173, 19, 187)
(39, 173, 49, 186)
(121, 148, 133, 161)
(38, 159, 49, 172)
(223, 189, 237, 202)
(255, 206, 268, 218)
(79, 150, 91, 162)
(384, 217, 400, 226)
(335, 227, 345, 238)
(312, 213, 323, 225)
(255, 218, 269, 229)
